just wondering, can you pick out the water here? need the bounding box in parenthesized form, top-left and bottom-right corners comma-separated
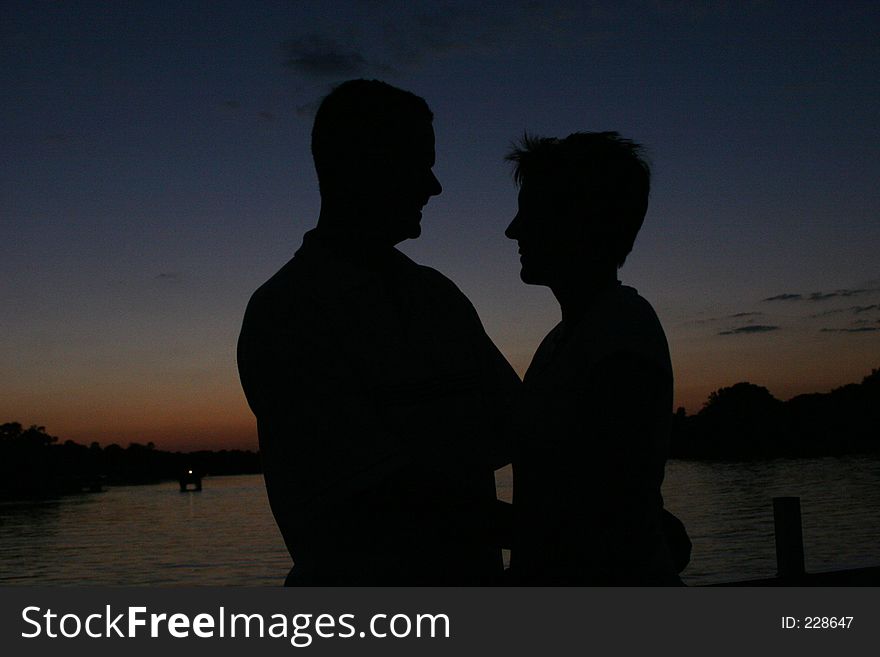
(661, 456, 880, 584)
(1, 457, 878, 586)
(0, 475, 291, 586)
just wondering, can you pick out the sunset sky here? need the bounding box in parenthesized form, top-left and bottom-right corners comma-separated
(3, 1, 878, 450)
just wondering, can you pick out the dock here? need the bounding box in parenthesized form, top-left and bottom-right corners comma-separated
(711, 496, 880, 586)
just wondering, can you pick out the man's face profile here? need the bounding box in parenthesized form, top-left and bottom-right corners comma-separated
(384, 121, 442, 243)
(351, 120, 442, 246)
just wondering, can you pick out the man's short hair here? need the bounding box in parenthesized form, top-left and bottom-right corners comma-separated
(311, 79, 433, 188)
(507, 131, 651, 268)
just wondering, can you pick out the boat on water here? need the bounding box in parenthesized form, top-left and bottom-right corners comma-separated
(178, 469, 203, 492)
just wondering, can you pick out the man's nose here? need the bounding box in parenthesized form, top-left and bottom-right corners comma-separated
(505, 212, 521, 240)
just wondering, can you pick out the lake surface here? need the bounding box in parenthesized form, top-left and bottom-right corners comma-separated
(1, 456, 878, 586)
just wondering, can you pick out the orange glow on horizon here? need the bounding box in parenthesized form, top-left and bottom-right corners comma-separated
(3, 341, 875, 451)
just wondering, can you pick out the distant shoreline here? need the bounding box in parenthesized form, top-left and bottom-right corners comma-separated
(0, 423, 260, 501)
(3, 368, 878, 500)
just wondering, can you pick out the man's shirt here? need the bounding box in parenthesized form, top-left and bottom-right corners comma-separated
(238, 229, 520, 584)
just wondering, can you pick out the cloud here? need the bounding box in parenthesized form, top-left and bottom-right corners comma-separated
(808, 289, 870, 301)
(282, 35, 369, 78)
(280, 9, 478, 81)
(280, 3, 606, 84)
(810, 304, 880, 319)
(764, 288, 878, 303)
(719, 325, 780, 336)
(820, 327, 880, 333)
(689, 311, 764, 325)
(808, 308, 847, 318)
(763, 293, 802, 302)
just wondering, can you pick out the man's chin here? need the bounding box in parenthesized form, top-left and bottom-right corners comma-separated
(401, 213, 422, 239)
(402, 225, 421, 241)
(519, 267, 545, 286)
(389, 220, 421, 245)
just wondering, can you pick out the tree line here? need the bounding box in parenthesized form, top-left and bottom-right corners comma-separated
(2, 367, 877, 498)
(0, 424, 260, 499)
(670, 368, 880, 460)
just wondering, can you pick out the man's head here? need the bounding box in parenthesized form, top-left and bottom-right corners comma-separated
(311, 79, 442, 245)
(504, 131, 650, 286)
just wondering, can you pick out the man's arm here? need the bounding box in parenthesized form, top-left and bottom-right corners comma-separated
(238, 293, 418, 532)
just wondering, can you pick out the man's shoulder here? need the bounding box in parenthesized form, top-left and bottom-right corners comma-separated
(385, 246, 465, 294)
(407, 258, 468, 298)
(242, 240, 479, 335)
(407, 260, 483, 324)
(240, 247, 341, 347)
(245, 235, 362, 313)
(244, 256, 311, 317)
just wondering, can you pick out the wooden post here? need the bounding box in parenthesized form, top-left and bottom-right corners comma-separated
(773, 496, 805, 578)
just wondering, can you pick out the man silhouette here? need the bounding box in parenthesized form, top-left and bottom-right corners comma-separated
(237, 80, 519, 585)
(504, 132, 685, 584)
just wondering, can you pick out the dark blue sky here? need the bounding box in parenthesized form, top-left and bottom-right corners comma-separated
(2, 1, 878, 449)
